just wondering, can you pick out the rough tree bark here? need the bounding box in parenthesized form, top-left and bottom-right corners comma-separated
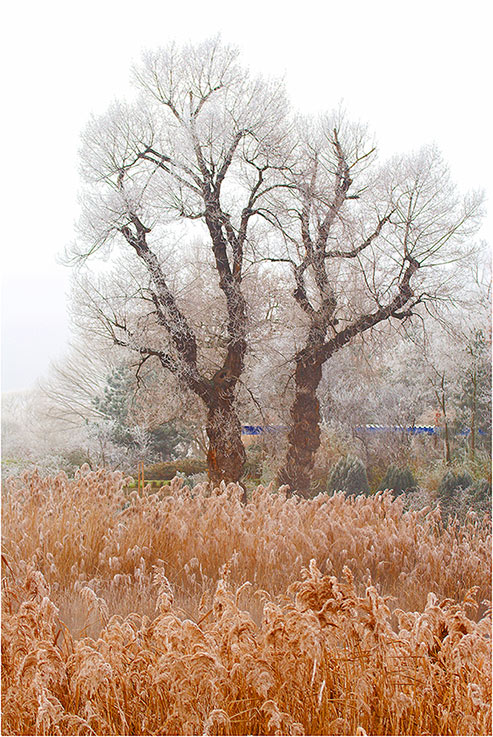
(278, 348, 323, 492)
(206, 369, 246, 486)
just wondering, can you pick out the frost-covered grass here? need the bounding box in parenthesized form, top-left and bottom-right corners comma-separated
(2, 468, 491, 735)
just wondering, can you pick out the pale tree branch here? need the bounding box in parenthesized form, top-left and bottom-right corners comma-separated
(325, 210, 394, 258)
(320, 255, 421, 362)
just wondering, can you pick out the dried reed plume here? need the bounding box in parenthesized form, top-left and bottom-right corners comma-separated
(2, 468, 491, 735)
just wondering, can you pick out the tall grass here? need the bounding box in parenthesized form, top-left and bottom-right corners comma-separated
(2, 467, 491, 735)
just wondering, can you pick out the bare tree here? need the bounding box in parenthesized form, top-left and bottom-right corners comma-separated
(269, 116, 483, 493)
(41, 338, 120, 428)
(67, 38, 290, 489)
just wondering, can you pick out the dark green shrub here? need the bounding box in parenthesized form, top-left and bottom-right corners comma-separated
(467, 478, 492, 503)
(434, 469, 491, 520)
(144, 458, 207, 480)
(378, 465, 418, 497)
(147, 422, 192, 461)
(437, 469, 473, 504)
(242, 443, 265, 481)
(61, 450, 93, 475)
(461, 479, 492, 518)
(327, 455, 370, 496)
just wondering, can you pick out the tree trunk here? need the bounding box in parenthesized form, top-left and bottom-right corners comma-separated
(205, 368, 247, 500)
(436, 378, 451, 464)
(278, 352, 323, 496)
(443, 419, 451, 464)
(470, 369, 477, 460)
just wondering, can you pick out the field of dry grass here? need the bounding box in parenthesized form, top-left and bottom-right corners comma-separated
(2, 467, 491, 735)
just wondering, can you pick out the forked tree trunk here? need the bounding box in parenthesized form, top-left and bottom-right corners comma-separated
(278, 352, 324, 496)
(443, 420, 451, 464)
(279, 255, 421, 496)
(121, 214, 249, 494)
(435, 378, 451, 464)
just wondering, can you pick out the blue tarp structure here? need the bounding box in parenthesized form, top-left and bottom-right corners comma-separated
(242, 424, 484, 437)
(354, 425, 485, 437)
(242, 425, 287, 436)
(354, 425, 438, 435)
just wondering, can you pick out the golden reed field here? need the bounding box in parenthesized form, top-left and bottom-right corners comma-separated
(1, 467, 491, 735)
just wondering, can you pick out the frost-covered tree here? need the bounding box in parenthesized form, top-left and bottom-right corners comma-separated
(270, 118, 483, 493)
(1, 388, 91, 474)
(67, 38, 290, 489)
(454, 328, 491, 459)
(42, 338, 121, 428)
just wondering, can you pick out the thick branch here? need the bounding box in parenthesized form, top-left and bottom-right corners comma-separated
(110, 324, 175, 374)
(293, 261, 316, 317)
(325, 211, 393, 258)
(215, 130, 245, 190)
(314, 129, 353, 248)
(319, 255, 421, 362)
(137, 148, 202, 193)
(119, 215, 211, 399)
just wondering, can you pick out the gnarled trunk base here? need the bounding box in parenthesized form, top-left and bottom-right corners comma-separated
(206, 388, 246, 501)
(278, 355, 323, 496)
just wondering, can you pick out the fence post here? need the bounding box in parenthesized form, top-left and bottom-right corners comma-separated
(138, 461, 145, 495)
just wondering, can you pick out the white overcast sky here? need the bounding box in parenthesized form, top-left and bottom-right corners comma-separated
(1, 0, 491, 394)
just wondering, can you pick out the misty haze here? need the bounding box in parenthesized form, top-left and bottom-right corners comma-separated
(2, 8, 491, 737)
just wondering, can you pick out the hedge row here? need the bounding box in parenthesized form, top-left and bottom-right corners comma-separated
(143, 458, 207, 480)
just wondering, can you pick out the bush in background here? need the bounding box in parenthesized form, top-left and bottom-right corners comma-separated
(378, 465, 418, 497)
(327, 454, 370, 496)
(436, 468, 491, 520)
(143, 458, 207, 480)
(242, 442, 265, 481)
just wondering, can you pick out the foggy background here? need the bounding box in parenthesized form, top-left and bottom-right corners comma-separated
(1, 0, 490, 394)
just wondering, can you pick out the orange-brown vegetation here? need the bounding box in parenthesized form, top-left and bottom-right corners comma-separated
(2, 467, 491, 735)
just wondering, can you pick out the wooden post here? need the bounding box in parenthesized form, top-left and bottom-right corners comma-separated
(138, 461, 145, 495)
